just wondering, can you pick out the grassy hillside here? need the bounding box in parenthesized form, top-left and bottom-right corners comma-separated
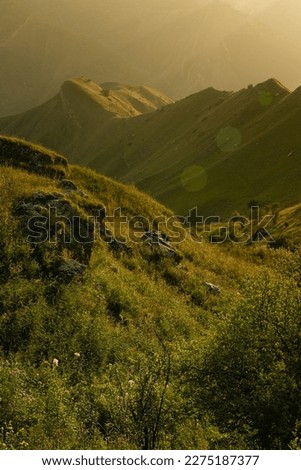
(0, 78, 172, 164)
(0, 135, 301, 450)
(270, 202, 301, 248)
(2, 78, 301, 217)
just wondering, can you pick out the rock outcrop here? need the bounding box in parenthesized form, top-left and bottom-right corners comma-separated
(15, 191, 95, 277)
(0, 136, 68, 179)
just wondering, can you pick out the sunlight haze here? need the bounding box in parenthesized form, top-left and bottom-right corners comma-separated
(0, 0, 300, 115)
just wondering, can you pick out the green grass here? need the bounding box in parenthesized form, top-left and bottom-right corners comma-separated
(1, 78, 300, 217)
(0, 136, 300, 450)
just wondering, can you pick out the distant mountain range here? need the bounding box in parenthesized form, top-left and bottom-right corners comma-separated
(1, 0, 301, 116)
(2, 76, 301, 217)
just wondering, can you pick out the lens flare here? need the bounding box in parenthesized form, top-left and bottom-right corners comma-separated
(181, 165, 207, 192)
(258, 90, 274, 106)
(216, 127, 242, 152)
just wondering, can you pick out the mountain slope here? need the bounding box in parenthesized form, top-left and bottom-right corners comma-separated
(2, 77, 300, 217)
(1, 0, 301, 115)
(0, 0, 204, 115)
(0, 78, 172, 162)
(0, 135, 301, 450)
(270, 202, 301, 248)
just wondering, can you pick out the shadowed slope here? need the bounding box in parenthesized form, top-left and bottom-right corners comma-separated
(0, 77, 173, 162)
(2, 78, 299, 216)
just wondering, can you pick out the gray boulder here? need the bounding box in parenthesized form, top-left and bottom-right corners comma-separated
(58, 259, 87, 279)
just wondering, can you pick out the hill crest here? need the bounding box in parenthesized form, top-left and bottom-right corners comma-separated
(60, 77, 173, 119)
(1, 78, 300, 217)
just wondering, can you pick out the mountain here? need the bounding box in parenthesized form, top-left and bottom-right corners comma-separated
(0, 77, 173, 162)
(2, 77, 300, 217)
(1, 0, 301, 116)
(0, 135, 300, 450)
(0, 0, 203, 115)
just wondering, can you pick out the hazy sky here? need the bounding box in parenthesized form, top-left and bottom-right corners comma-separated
(220, 0, 276, 11)
(1, 0, 301, 116)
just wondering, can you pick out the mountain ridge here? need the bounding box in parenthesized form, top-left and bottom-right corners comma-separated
(1, 0, 301, 116)
(1, 77, 300, 217)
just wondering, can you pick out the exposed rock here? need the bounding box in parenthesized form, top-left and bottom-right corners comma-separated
(143, 231, 182, 262)
(0, 136, 68, 179)
(99, 223, 113, 243)
(52, 358, 59, 368)
(47, 198, 80, 217)
(15, 192, 95, 272)
(30, 192, 63, 204)
(98, 223, 133, 255)
(83, 203, 106, 219)
(57, 179, 87, 197)
(58, 179, 79, 192)
(109, 238, 132, 255)
(16, 202, 44, 219)
(204, 282, 221, 295)
(143, 231, 170, 246)
(57, 259, 87, 279)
